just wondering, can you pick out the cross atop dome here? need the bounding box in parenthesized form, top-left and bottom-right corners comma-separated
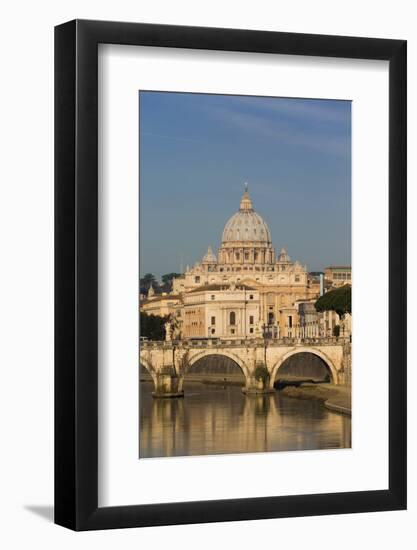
(239, 182, 254, 211)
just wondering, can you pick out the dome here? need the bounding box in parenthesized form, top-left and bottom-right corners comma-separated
(202, 246, 217, 264)
(221, 185, 272, 244)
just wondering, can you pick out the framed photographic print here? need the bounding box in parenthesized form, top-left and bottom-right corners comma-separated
(55, 20, 407, 530)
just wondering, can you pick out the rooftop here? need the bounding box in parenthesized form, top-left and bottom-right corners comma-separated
(189, 283, 256, 293)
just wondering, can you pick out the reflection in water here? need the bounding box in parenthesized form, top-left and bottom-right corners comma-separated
(139, 381, 351, 458)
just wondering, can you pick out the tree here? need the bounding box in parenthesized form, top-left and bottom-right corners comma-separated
(315, 285, 351, 319)
(140, 273, 158, 295)
(140, 312, 168, 341)
(161, 272, 181, 293)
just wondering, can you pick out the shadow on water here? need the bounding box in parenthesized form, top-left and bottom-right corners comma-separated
(274, 378, 330, 390)
(274, 353, 333, 389)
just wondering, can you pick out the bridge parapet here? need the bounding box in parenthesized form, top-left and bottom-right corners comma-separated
(141, 336, 350, 351)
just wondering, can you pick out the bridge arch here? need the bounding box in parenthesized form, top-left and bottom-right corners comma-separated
(269, 347, 339, 388)
(139, 356, 157, 385)
(186, 349, 250, 382)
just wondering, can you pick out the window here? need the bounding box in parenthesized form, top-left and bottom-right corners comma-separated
(254, 253, 258, 260)
(195, 276, 200, 283)
(288, 315, 293, 328)
(249, 294, 253, 300)
(235, 253, 240, 261)
(211, 295, 215, 300)
(211, 328, 215, 335)
(268, 312, 274, 324)
(249, 315, 254, 325)
(231, 329, 235, 335)
(230, 311, 236, 325)
(295, 275, 300, 282)
(211, 316, 216, 325)
(245, 252, 249, 260)
(249, 328, 254, 334)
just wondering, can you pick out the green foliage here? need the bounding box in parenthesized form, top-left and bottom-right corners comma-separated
(254, 365, 269, 383)
(140, 312, 168, 341)
(140, 273, 159, 295)
(140, 272, 182, 294)
(315, 285, 351, 318)
(161, 272, 181, 293)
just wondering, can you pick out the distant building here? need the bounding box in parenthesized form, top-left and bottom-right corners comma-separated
(297, 301, 319, 336)
(169, 186, 319, 338)
(319, 310, 352, 338)
(140, 288, 181, 317)
(140, 186, 349, 341)
(181, 283, 260, 339)
(324, 266, 351, 288)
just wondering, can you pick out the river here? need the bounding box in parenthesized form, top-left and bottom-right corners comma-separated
(139, 380, 351, 458)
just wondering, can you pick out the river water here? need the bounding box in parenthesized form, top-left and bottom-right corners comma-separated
(139, 381, 351, 458)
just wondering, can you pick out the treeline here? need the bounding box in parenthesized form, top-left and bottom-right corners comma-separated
(140, 312, 168, 341)
(315, 285, 351, 318)
(140, 272, 181, 295)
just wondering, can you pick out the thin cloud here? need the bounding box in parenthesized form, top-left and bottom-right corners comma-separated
(209, 105, 350, 157)
(235, 96, 350, 125)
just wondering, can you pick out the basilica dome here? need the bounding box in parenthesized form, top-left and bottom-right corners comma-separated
(221, 186, 272, 244)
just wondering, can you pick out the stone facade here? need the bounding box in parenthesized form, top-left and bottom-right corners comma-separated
(182, 283, 260, 339)
(140, 287, 181, 318)
(169, 186, 320, 339)
(324, 266, 352, 288)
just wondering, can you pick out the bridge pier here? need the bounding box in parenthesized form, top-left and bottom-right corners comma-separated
(242, 365, 275, 395)
(152, 369, 184, 398)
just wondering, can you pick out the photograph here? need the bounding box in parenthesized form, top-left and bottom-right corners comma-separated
(139, 91, 352, 459)
(0, 0, 409, 540)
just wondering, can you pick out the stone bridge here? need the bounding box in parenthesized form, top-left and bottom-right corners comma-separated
(140, 337, 351, 397)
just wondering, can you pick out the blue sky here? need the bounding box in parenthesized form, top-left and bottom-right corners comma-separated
(139, 91, 351, 279)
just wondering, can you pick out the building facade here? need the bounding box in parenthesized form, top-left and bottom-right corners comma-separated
(140, 285, 181, 318)
(324, 266, 352, 288)
(164, 186, 320, 339)
(181, 283, 261, 339)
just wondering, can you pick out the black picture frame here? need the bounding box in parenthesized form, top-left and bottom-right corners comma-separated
(55, 19, 407, 531)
